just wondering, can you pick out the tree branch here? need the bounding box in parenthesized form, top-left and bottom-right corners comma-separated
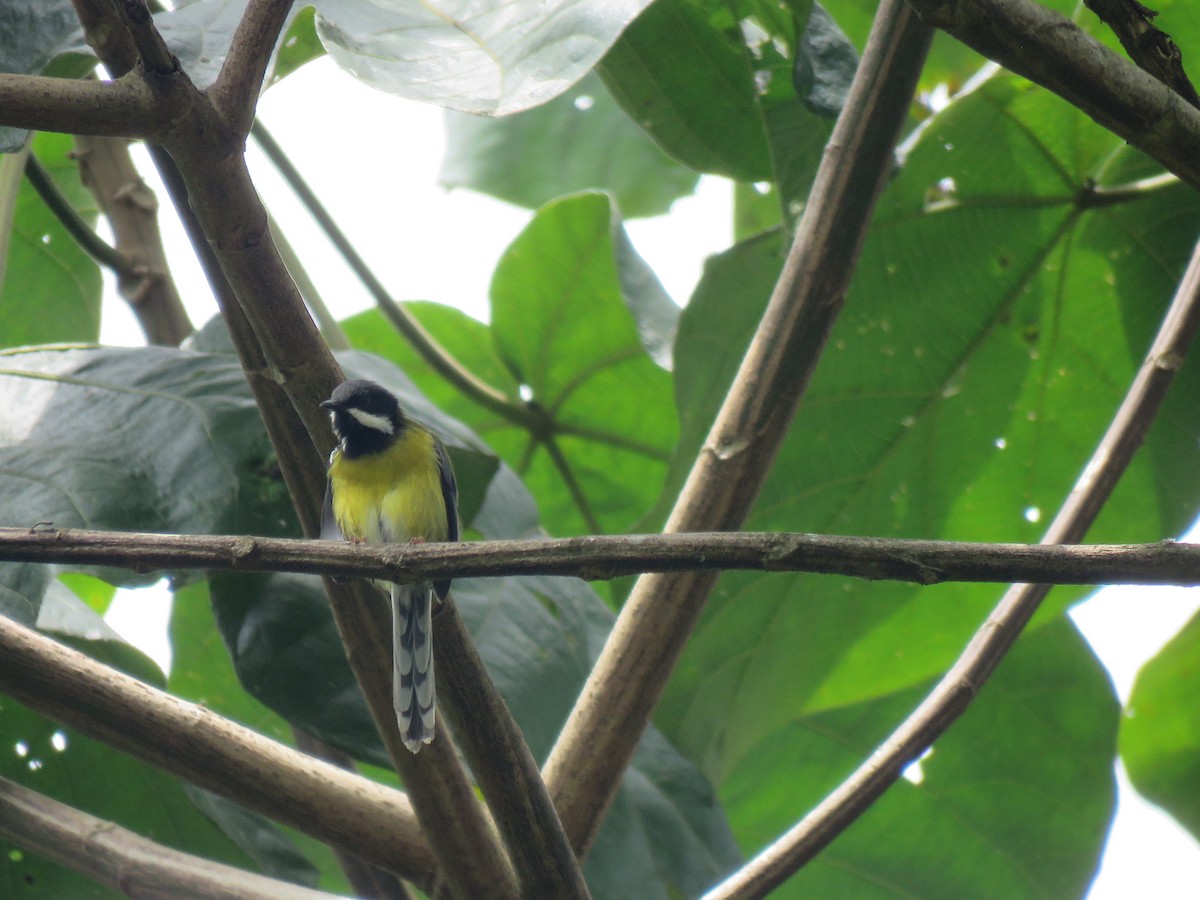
(0, 612, 436, 888)
(208, 0, 295, 134)
(701, 208, 1200, 900)
(0, 72, 161, 139)
(5, 526, 1200, 586)
(71, 135, 194, 346)
(908, 0, 1200, 189)
(24, 151, 132, 276)
(542, 0, 936, 858)
(0, 775, 341, 900)
(1084, 0, 1200, 107)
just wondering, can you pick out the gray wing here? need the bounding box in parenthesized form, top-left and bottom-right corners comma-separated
(321, 477, 349, 583)
(434, 440, 459, 599)
(321, 477, 344, 542)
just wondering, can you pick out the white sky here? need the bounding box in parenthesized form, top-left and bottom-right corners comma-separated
(99, 57, 1200, 897)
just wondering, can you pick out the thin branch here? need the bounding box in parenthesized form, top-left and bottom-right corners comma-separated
(0, 776, 341, 900)
(112, 0, 176, 74)
(249, 122, 541, 431)
(4, 526, 1200, 586)
(908, 0, 1200, 190)
(0, 611, 436, 888)
(542, 0, 936, 858)
(0, 72, 162, 139)
(702, 219, 1200, 900)
(208, 0, 295, 134)
(1084, 0, 1200, 107)
(24, 152, 132, 276)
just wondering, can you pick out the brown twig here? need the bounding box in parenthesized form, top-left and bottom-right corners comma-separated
(1083, 0, 1200, 107)
(72, 134, 193, 345)
(0, 612, 436, 887)
(4, 526, 1200, 586)
(909, 0, 1200, 189)
(0, 72, 161, 138)
(701, 219, 1200, 900)
(208, 0, 295, 134)
(0, 775, 342, 900)
(542, 0, 935, 858)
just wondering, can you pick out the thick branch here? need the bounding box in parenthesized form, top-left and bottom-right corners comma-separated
(0, 72, 161, 139)
(0, 612, 436, 887)
(908, 0, 1200, 189)
(702, 211, 1200, 900)
(5, 527, 1200, 586)
(0, 776, 340, 900)
(543, 0, 935, 857)
(1084, 0, 1200, 107)
(208, 0, 295, 134)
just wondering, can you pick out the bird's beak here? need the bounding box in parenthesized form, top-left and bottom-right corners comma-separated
(319, 399, 336, 411)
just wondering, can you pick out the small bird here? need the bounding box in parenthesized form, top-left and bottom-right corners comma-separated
(320, 379, 459, 753)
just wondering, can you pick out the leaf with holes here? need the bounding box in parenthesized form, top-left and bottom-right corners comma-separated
(650, 73, 1200, 891)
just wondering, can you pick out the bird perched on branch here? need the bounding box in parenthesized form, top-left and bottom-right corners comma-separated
(320, 379, 459, 753)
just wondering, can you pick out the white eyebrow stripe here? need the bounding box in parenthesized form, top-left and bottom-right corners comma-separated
(348, 408, 395, 434)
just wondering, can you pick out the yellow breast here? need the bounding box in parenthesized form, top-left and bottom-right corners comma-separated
(328, 427, 449, 545)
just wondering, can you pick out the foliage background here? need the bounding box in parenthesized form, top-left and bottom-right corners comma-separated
(1, 0, 1200, 896)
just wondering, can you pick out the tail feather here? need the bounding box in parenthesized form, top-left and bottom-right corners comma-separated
(393, 582, 436, 753)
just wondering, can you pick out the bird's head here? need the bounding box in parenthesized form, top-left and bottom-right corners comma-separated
(320, 379, 406, 458)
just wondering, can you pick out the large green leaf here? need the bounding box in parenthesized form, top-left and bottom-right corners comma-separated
(344, 192, 679, 538)
(312, 0, 653, 115)
(658, 72, 1200, 786)
(723, 619, 1116, 897)
(0, 345, 287, 620)
(0, 132, 101, 347)
(1121, 608, 1200, 841)
(599, 0, 832, 213)
(440, 72, 700, 218)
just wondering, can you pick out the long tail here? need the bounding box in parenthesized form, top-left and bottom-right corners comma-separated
(392, 582, 435, 753)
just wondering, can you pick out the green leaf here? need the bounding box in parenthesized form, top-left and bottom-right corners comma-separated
(0, 699, 258, 896)
(168, 581, 293, 745)
(659, 73, 1200, 785)
(599, 0, 772, 182)
(0, 344, 291, 618)
(312, 0, 653, 115)
(600, 0, 831, 218)
(0, 132, 101, 348)
(0, 1, 89, 152)
(344, 193, 678, 538)
(1121, 608, 1200, 841)
(440, 72, 700, 218)
(722, 619, 1115, 897)
(270, 6, 325, 84)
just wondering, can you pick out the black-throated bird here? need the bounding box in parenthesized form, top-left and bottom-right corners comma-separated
(320, 379, 459, 752)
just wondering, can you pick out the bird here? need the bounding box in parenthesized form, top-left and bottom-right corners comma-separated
(319, 379, 459, 753)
